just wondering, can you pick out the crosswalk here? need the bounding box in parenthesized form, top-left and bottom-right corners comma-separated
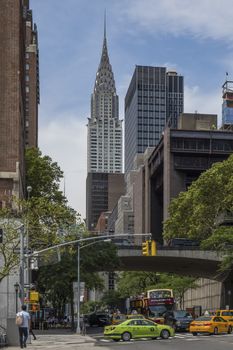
(97, 332, 233, 343)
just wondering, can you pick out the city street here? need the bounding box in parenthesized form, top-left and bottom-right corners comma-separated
(95, 332, 233, 349)
(8, 328, 233, 350)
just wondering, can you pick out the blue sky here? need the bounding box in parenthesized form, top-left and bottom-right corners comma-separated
(31, 0, 233, 218)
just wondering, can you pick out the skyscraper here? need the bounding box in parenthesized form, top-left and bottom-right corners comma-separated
(87, 25, 122, 173)
(0, 0, 39, 206)
(86, 23, 124, 230)
(125, 66, 183, 174)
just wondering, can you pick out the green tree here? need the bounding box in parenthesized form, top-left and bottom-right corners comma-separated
(37, 241, 120, 319)
(163, 154, 233, 269)
(25, 147, 65, 203)
(0, 147, 77, 283)
(117, 271, 160, 298)
(116, 271, 197, 307)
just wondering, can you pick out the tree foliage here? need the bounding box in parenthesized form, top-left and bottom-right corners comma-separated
(25, 147, 65, 203)
(37, 242, 120, 315)
(117, 271, 197, 308)
(163, 154, 233, 269)
(0, 147, 77, 283)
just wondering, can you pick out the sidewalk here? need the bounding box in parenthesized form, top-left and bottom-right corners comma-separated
(8, 332, 97, 350)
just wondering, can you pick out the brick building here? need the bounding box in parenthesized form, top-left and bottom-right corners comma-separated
(0, 0, 39, 206)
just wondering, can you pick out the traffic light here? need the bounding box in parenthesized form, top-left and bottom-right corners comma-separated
(0, 229, 3, 243)
(142, 240, 149, 256)
(151, 240, 157, 256)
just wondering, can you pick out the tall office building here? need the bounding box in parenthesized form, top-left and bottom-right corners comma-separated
(87, 26, 122, 173)
(86, 24, 124, 230)
(0, 0, 39, 206)
(125, 66, 183, 174)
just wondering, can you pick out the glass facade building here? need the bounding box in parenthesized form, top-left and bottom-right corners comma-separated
(125, 66, 183, 174)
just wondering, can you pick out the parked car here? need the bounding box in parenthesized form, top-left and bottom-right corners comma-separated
(189, 315, 232, 335)
(104, 318, 175, 341)
(88, 313, 110, 327)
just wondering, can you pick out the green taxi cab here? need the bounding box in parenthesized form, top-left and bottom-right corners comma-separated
(104, 318, 175, 341)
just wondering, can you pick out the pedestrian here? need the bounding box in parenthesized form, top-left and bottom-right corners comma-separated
(16, 305, 31, 348)
(30, 326, 36, 340)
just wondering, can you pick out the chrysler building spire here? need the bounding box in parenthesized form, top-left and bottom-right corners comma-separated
(94, 13, 116, 95)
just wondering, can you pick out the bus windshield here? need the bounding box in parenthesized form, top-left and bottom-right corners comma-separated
(148, 305, 168, 317)
(147, 289, 173, 299)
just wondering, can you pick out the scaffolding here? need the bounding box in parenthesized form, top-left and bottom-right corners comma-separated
(222, 80, 233, 129)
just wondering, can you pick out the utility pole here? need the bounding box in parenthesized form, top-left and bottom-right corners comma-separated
(26, 186, 32, 309)
(19, 225, 25, 305)
(76, 242, 80, 334)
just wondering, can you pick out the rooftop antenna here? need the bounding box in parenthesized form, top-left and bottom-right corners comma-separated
(104, 9, 106, 40)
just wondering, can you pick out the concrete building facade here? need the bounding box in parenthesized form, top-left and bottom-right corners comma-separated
(147, 114, 233, 243)
(86, 173, 125, 230)
(0, 0, 39, 206)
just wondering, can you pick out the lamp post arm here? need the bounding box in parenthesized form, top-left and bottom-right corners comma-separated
(27, 233, 151, 258)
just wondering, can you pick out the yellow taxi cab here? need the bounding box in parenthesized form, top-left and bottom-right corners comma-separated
(215, 310, 233, 321)
(111, 314, 126, 325)
(126, 314, 145, 320)
(190, 315, 232, 335)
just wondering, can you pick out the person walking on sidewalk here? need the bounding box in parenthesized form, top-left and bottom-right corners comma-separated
(16, 305, 31, 348)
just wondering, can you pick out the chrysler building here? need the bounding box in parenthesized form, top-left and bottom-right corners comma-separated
(87, 23, 122, 173)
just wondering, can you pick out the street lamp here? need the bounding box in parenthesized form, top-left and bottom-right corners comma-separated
(76, 238, 111, 334)
(26, 186, 32, 308)
(25, 233, 151, 333)
(14, 282, 20, 313)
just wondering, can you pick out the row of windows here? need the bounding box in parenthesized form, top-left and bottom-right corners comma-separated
(138, 98, 166, 104)
(172, 138, 233, 152)
(138, 84, 166, 91)
(138, 111, 166, 117)
(138, 106, 166, 111)
(138, 91, 166, 97)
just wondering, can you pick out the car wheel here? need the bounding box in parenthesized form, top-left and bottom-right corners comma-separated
(160, 329, 170, 339)
(213, 327, 218, 335)
(192, 332, 197, 336)
(228, 326, 232, 334)
(122, 332, 131, 341)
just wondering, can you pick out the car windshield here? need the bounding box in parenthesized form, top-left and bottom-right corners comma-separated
(174, 311, 192, 318)
(222, 311, 233, 316)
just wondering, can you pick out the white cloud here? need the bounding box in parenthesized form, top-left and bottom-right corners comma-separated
(39, 116, 87, 219)
(122, 0, 233, 42)
(184, 84, 222, 124)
